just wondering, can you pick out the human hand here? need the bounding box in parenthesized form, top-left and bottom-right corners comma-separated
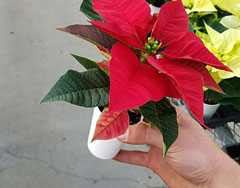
(114, 106, 240, 188)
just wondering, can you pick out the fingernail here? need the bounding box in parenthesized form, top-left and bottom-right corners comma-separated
(118, 130, 128, 141)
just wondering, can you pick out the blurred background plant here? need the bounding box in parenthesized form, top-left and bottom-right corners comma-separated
(181, 0, 240, 110)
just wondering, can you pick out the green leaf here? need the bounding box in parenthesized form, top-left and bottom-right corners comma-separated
(71, 54, 110, 76)
(71, 54, 100, 70)
(80, 0, 104, 21)
(145, 0, 156, 4)
(234, 104, 240, 111)
(218, 98, 240, 111)
(206, 77, 240, 100)
(146, 0, 169, 6)
(140, 98, 178, 158)
(188, 23, 194, 32)
(41, 68, 110, 107)
(57, 25, 117, 52)
(208, 21, 228, 33)
(202, 14, 228, 33)
(217, 97, 240, 105)
(205, 77, 240, 110)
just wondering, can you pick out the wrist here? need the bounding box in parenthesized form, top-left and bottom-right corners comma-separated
(206, 150, 240, 188)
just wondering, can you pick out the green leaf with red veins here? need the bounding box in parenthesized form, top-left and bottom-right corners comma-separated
(92, 109, 129, 141)
(57, 25, 117, 52)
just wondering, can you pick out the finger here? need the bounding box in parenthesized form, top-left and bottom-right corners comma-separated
(118, 123, 163, 147)
(113, 149, 148, 167)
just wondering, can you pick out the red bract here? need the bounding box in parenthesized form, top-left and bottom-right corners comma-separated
(90, 0, 231, 126)
(91, 0, 188, 49)
(151, 0, 188, 46)
(162, 31, 232, 72)
(147, 56, 205, 127)
(109, 43, 170, 112)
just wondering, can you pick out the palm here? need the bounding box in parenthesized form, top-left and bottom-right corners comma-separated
(115, 107, 222, 187)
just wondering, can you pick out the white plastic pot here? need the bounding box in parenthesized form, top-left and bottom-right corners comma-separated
(203, 103, 220, 121)
(87, 108, 124, 159)
(150, 5, 160, 15)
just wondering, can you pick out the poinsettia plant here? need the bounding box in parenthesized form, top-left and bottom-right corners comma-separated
(41, 0, 231, 157)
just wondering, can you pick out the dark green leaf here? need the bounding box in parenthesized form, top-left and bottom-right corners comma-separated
(145, 0, 166, 6)
(57, 25, 117, 52)
(71, 54, 100, 70)
(215, 6, 231, 19)
(145, 0, 156, 4)
(207, 21, 228, 33)
(41, 68, 110, 107)
(218, 97, 240, 104)
(217, 98, 240, 111)
(206, 77, 240, 107)
(234, 104, 240, 111)
(80, 0, 104, 21)
(202, 14, 227, 33)
(188, 23, 194, 32)
(140, 98, 178, 158)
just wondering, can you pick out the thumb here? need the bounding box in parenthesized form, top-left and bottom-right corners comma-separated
(118, 122, 163, 147)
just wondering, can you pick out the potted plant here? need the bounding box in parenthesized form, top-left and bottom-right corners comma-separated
(41, 0, 231, 159)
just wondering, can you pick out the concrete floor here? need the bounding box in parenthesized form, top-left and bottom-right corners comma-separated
(0, 0, 166, 187)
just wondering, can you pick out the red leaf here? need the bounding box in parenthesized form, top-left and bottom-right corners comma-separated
(57, 25, 117, 52)
(152, 0, 188, 47)
(162, 40, 232, 72)
(147, 56, 208, 127)
(93, 0, 150, 32)
(92, 109, 129, 141)
(179, 60, 224, 93)
(91, 21, 144, 49)
(109, 43, 169, 112)
(97, 60, 109, 71)
(96, 45, 110, 56)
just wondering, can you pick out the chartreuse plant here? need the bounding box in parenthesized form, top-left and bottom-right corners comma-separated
(197, 23, 240, 83)
(182, 0, 216, 14)
(196, 22, 240, 110)
(41, 0, 231, 157)
(182, 0, 230, 33)
(211, 0, 240, 29)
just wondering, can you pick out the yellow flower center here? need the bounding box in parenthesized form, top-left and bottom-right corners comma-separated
(140, 37, 162, 62)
